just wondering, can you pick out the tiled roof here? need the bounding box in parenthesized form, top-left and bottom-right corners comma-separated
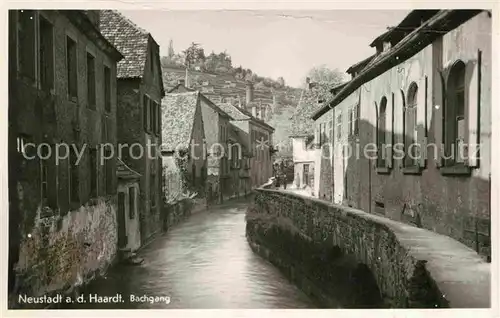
(161, 92, 199, 152)
(117, 158, 141, 179)
(217, 103, 251, 121)
(99, 10, 149, 78)
(291, 84, 332, 135)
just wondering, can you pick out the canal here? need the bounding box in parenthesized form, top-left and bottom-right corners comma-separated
(64, 199, 316, 309)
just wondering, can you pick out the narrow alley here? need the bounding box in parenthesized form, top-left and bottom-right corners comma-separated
(62, 199, 316, 309)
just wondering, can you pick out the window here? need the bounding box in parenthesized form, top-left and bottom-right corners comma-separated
(39, 15, 54, 91)
(377, 97, 387, 167)
(353, 103, 359, 136)
(143, 95, 150, 132)
(318, 123, 323, 145)
(17, 10, 36, 80)
(66, 36, 78, 100)
(303, 164, 310, 187)
(87, 53, 96, 108)
(104, 66, 111, 112)
(348, 108, 353, 137)
(405, 83, 418, 167)
(129, 187, 136, 219)
(232, 145, 240, 169)
(149, 100, 155, 134)
(104, 148, 113, 195)
(157, 102, 161, 135)
(444, 61, 466, 165)
(336, 113, 342, 140)
(150, 160, 157, 208)
(89, 147, 97, 198)
(69, 148, 79, 203)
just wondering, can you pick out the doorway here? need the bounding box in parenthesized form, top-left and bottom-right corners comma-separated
(117, 191, 128, 249)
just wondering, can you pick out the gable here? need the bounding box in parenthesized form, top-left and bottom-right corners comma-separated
(145, 37, 165, 97)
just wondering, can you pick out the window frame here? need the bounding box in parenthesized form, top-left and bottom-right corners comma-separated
(66, 33, 78, 102)
(103, 64, 112, 113)
(143, 94, 150, 133)
(404, 83, 419, 168)
(443, 60, 468, 169)
(38, 13, 55, 93)
(150, 159, 157, 208)
(17, 10, 37, 83)
(86, 51, 96, 109)
(376, 97, 387, 169)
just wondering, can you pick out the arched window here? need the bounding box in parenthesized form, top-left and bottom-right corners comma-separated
(445, 61, 466, 165)
(377, 97, 387, 167)
(405, 83, 418, 167)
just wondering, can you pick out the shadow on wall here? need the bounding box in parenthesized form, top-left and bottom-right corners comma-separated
(339, 107, 490, 259)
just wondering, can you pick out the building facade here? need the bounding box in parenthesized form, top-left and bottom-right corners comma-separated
(290, 135, 315, 190)
(168, 82, 234, 203)
(312, 10, 492, 259)
(99, 10, 165, 244)
(217, 88, 275, 189)
(161, 92, 207, 201)
(8, 10, 123, 296)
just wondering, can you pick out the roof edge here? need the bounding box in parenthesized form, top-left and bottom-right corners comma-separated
(62, 10, 123, 61)
(312, 9, 483, 120)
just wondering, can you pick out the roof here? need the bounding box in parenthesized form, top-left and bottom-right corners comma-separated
(168, 84, 234, 120)
(369, 10, 440, 47)
(117, 158, 141, 180)
(161, 92, 199, 152)
(330, 81, 350, 95)
(217, 103, 251, 121)
(99, 10, 150, 79)
(217, 102, 275, 131)
(312, 10, 483, 120)
(346, 54, 376, 75)
(60, 11, 123, 62)
(291, 83, 334, 135)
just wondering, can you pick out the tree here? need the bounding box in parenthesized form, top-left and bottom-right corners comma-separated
(306, 65, 345, 85)
(167, 39, 175, 59)
(277, 76, 285, 88)
(183, 42, 205, 68)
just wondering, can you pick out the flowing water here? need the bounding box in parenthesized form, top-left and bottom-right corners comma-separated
(64, 200, 316, 309)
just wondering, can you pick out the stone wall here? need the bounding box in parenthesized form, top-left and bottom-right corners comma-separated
(247, 188, 490, 308)
(314, 12, 491, 259)
(13, 197, 117, 306)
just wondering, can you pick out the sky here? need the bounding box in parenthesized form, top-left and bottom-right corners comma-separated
(120, 10, 410, 87)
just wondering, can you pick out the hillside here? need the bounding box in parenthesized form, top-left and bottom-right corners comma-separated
(162, 66, 302, 156)
(162, 66, 301, 105)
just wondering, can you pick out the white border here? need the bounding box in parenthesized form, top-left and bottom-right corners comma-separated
(1, 1, 498, 318)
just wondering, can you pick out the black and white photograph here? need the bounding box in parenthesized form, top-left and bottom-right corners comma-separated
(4, 3, 497, 314)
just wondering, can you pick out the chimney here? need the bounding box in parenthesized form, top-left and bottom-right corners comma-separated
(185, 68, 190, 88)
(251, 105, 257, 117)
(261, 106, 266, 121)
(246, 82, 254, 104)
(305, 77, 311, 89)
